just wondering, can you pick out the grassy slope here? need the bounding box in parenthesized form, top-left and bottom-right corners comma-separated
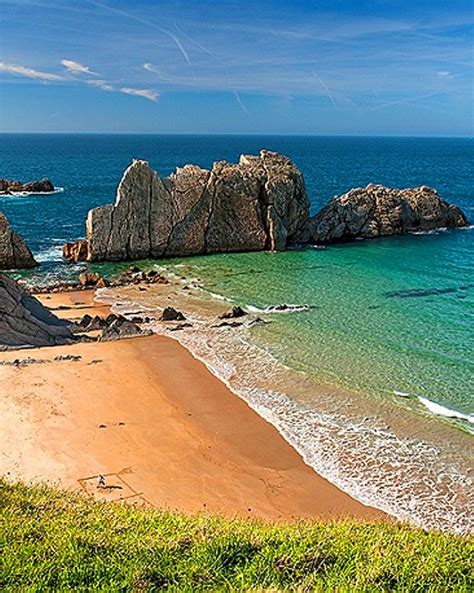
(1, 481, 472, 592)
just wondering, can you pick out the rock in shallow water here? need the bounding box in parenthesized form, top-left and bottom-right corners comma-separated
(307, 184, 469, 243)
(0, 211, 37, 270)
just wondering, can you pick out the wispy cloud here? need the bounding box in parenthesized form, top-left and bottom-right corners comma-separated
(369, 91, 443, 111)
(87, 79, 113, 92)
(120, 87, 158, 102)
(61, 59, 97, 75)
(313, 71, 337, 109)
(0, 62, 64, 81)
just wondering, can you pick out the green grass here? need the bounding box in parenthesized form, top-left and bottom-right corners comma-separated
(1, 480, 472, 592)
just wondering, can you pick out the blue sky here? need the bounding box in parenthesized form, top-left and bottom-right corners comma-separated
(0, 0, 472, 135)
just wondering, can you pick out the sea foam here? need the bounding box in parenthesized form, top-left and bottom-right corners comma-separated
(418, 396, 474, 424)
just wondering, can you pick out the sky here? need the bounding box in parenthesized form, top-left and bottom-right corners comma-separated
(0, 0, 473, 135)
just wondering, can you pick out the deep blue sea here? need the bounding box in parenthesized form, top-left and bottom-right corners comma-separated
(1, 134, 473, 532)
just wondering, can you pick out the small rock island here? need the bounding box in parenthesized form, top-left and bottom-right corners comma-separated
(0, 178, 55, 195)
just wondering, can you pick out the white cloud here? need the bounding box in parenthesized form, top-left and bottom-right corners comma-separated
(0, 62, 64, 81)
(120, 87, 158, 101)
(61, 59, 97, 75)
(87, 79, 114, 92)
(437, 70, 451, 77)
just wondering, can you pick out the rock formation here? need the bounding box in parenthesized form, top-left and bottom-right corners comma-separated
(63, 151, 310, 262)
(62, 153, 470, 262)
(0, 178, 54, 194)
(0, 273, 73, 348)
(307, 184, 469, 243)
(63, 239, 89, 262)
(0, 211, 37, 269)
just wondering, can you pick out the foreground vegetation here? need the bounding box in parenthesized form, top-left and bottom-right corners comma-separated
(1, 481, 472, 592)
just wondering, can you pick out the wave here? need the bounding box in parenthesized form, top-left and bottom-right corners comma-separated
(418, 397, 474, 425)
(0, 186, 65, 197)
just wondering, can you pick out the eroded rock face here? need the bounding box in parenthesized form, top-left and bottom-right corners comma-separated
(63, 239, 89, 262)
(0, 178, 54, 194)
(0, 273, 73, 348)
(307, 184, 469, 243)
(0, 211, 37, 270)
(65, 151, 310, 262)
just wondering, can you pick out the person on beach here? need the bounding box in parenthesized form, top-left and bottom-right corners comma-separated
(97, 474, 106, 488)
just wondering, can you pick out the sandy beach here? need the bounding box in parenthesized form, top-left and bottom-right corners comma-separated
(0, 288, 387, 522)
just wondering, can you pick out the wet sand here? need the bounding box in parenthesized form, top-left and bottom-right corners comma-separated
(0, 290, 387, 521)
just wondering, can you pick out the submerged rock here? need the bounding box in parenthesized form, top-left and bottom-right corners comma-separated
(0, 273, 73, 348)
(0, 178, 54, 195)
(63, 151, 310, 262)
(307, 184, 469, 243)
(219, 305, 247, 319)
(0, 211, 37, 270)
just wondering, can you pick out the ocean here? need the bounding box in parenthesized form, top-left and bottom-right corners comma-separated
(1, 133, 473, 533)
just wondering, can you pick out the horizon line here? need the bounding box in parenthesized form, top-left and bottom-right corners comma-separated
(0, 132, 472, 139)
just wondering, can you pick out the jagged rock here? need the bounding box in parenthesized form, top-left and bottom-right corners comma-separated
(219, 305, 247, 319)
(112, 267, 168, 287)
(100, 318, 146, 341)
(70, 314, 107, 334)
(0, 273, 74, 348)
(63, 240, 89, 262)
(79, 272, 102, 287)
(63, 151, 310, 262)
(0, 211, 37, 270)
(0, 178, 54, 194)
(307, 184, 469, 243)
(160, 306, 186, 321)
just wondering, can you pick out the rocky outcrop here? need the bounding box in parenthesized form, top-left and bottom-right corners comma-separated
(0, 211, 37, 270)
(0, 273, 73, 348)
(0, 178, 54, 194)
(63, 239, 89, 262)
(307, 184, 469, 243)
(63, 151, 310, 262)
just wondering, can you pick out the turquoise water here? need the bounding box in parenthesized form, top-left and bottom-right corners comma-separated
(1, 134, 473, 530)
(161, 234, 473, 422)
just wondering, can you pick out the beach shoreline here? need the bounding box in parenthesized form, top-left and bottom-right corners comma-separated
(0, 288, 388, 523)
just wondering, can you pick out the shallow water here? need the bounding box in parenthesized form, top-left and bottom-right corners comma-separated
(2, 133, 473, 532)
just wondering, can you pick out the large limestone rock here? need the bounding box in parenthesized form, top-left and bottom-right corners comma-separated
(0, 273, 73, 348)
(64, 151, 310, 262)
(0, 211, 37, 270)
(307, 184, 469, 243)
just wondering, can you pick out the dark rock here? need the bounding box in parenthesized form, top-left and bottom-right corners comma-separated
(0, 211, 37, 270)
(215, 320, 244, 328)
(0, 273, 74, 348)
(160, 306, 186, 321)
(0, 178, 54, 194)
(219, 305, 247, 319)
(100, 318, 147, 341)
(168, 322, 193, 331)
(307, 184, 469, 243)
